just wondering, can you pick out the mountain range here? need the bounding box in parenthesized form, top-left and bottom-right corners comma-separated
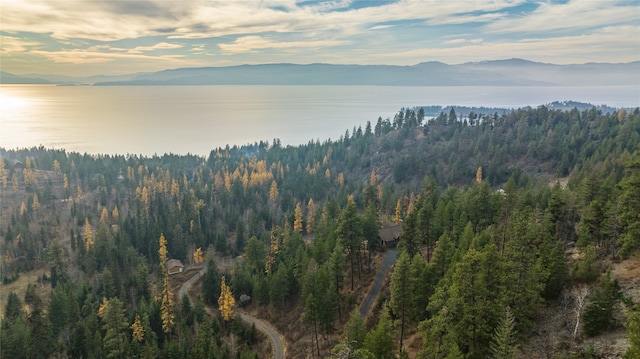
(2, 59, 638, 86)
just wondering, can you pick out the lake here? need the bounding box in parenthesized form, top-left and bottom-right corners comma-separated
(1, 85, 638, 156)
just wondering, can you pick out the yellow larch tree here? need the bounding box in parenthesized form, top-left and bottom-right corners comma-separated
(269, 180, 279, 201)
(337, 172, 345, 187)
(32, 193, 40, 211)
(218, 276, 235, 321)
(395, 199, 402, 224)
(100, 207, 109, 223)
(111, 206, 119, 222)
(370, 169, 377, 186)
(19, 201, 27, 216)
(158, 234, 174, 334)
(476, 166, 483, 184)
(294, 202, 304, 233)
(265, 226, 282, 274)
(98, 297, 109, 318)
(325, 168, 331, 180)
(306, 198, 315, 234)
(53, 159, 61, 173)
(84, 218, 94, 251)
(131, 314, 145, 342)
(193, 247, 204, 264)
(170, 179, 180, 197)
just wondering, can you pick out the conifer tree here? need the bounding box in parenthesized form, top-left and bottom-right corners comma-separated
(390, 251, 412, 354)
(84, 218, 94, 251)
(131, 314, 144, 342)
(337, 195, 362, 290)
(363, 310, 396, 359)
(294, 202, 304, 233)
(193, 247, 204, 264)
(306, 198, 316, 234)
(490, 306, 519, 359)
(625, 310, 640, 359)
(102, 297, 129, 359)
(158, 234, 174, 334)
(218, 276, 235, 321)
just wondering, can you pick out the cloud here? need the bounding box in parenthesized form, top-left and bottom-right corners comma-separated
(127, 42, 182, 54)
(443, 38, 483, 45)
(486, 0, 639, 34)
(375, 25, 640, 65)
(0, 35, 43, 55)
(218, 36, 350, 54)
(0, 0, 526, 41)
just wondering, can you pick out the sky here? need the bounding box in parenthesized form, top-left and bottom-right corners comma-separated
(1, 0, 639, 77)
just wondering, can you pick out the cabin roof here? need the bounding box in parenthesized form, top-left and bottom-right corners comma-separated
(379, 224, 402, 242)
(166, 259, 184, 268)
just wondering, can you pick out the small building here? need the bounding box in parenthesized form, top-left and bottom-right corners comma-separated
(379, 224, 402, 248)
(11, 159, 23, 169)
(166, 259, 184, 275)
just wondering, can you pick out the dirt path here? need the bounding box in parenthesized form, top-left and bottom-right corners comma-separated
(178, 262, 285, 359)
(360, 248, 398, 317)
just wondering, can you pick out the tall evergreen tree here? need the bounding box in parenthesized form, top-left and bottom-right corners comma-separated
(390, 250, 412, 354)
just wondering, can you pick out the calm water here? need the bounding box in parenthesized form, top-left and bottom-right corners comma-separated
(1, 85, 638, 156)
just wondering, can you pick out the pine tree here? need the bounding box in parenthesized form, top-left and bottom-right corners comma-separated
(102, 297, 129, 359)
(363, 310, 396, 359)
(390, 251, 412, 354)
(344, 307, 367, 351)
(337, 195, 362, 290)
(218, 276, 235, 321)
(583, 272, 622, 336)
(490, 306, 519, 359)
(617, 152, 640, 257)
(625, 310, 640, 359)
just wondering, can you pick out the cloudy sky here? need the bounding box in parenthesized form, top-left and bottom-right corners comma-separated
(1, 0, 639, 77)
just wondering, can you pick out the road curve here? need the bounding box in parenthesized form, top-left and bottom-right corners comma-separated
(239, 312, 286, 359)
(178, 262, 286, 359)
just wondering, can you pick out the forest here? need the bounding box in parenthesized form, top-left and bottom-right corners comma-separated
(1, 104, 639, 358)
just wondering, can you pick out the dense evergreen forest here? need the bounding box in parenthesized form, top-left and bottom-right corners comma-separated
(1, 104, 640, 358)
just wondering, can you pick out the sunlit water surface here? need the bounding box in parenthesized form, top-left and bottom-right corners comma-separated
(1, 85, 637, 156)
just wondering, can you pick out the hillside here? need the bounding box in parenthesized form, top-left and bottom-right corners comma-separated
(1, 104, 640, 358)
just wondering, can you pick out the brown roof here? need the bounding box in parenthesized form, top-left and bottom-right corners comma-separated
(379, 225, 402, 242)
(166, 259, 184, 269)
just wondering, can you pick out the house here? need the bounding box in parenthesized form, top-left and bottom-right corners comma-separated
(379, 224, 401, 248)
(11, 159, 23, 170)
(166, 259, 184, 275)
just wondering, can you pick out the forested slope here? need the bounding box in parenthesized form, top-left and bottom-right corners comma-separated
(1, 104, 639, 358)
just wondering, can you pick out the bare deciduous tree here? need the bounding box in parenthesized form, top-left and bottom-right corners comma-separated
(572, 285, 589, 340)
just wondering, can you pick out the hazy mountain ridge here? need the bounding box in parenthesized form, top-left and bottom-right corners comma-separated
(2, 59, 638, 86)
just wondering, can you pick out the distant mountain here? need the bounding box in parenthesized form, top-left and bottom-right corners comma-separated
(5, 59, 638, 86)
(92, 59, 639, 86)
(0, 71, 53, 84)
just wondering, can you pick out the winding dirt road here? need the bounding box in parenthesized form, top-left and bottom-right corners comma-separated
(178, 262, 286, 359)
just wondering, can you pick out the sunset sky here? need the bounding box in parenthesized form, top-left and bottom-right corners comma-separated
(1, 0, 639, 77)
